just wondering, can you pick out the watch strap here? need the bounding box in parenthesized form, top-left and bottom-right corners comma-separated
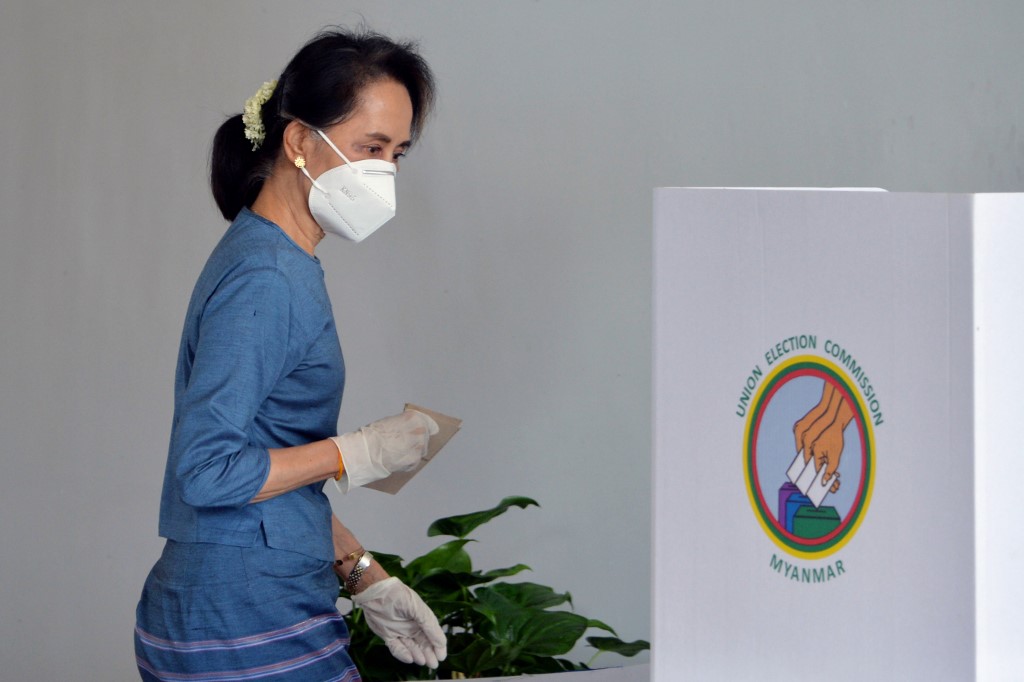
(344, 551, 374, 594)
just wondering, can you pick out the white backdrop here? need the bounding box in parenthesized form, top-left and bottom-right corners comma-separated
(1, 2, 1022, 679)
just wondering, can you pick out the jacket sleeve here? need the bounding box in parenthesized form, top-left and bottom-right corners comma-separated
(171, 265, 293, 508)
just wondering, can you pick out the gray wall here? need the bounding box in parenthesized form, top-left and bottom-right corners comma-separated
(1, 1, 1021, 679)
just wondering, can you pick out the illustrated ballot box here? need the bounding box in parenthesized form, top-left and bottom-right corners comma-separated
(782, 491, 810, 534)
(791, 505, 840, 539)
(652, 189, 1024, 681)
(777, 482, 800, 526)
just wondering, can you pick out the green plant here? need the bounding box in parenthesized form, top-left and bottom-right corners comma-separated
(344, 496, 649, 680)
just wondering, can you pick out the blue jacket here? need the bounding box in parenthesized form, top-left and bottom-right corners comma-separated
(158, 209, 344, 561)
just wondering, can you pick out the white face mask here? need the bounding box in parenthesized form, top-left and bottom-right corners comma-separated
(298, 129, 397, 242)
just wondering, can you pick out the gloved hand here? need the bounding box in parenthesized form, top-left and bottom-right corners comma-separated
(331, 410, 439, 491)
(352, 576, 447, 668)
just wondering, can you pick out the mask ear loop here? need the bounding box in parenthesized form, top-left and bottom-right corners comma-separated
(281, 117, 351, 188)
(296, 161, 325, 192)
(315, 129, 361, 173)
(299, 128, 396, 188)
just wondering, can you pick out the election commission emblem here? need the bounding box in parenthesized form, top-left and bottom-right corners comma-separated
(744, 354, 875, 559)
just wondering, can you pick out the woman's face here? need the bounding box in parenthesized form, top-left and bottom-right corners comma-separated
(311, 79, 414, 172)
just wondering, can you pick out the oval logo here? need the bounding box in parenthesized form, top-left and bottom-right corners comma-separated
(744, 355, 875, 558)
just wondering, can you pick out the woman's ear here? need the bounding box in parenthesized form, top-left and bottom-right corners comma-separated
(281, 120, 315, 165)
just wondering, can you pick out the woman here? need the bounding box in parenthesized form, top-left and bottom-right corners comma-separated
(135, 29, 445, 681)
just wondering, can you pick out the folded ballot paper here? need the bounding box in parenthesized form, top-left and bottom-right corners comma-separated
(363, 404, 462, 494)
(786, 452, 834, 508)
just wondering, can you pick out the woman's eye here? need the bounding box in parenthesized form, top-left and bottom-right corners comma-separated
(393, 151, 407, 161)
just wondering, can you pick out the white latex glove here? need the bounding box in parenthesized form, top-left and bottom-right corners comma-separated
(352, 576, 447, 668)
(331, 410, 439, 492)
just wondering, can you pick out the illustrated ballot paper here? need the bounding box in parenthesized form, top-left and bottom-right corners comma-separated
(653, 190, 1024, 681)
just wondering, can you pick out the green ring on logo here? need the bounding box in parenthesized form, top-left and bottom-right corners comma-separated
(743, 355, 875, 558)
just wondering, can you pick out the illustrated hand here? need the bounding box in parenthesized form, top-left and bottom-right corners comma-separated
(331, 410, 439, 491)
(793, 384, 836, 464)
(810, 421, 844, 493)
(352, 577, 447, 668)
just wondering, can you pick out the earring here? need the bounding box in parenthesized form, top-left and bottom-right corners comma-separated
(294, 156, 306, 169)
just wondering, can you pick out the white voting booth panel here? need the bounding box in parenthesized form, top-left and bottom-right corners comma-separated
(973, 195, 1024, 682)
(652, 189, 1023, 681)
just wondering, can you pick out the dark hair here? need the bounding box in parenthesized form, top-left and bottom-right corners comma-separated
(210, 28, 435, 220)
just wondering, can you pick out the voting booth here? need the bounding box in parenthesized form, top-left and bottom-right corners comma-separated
(652, 190, 1024, 681)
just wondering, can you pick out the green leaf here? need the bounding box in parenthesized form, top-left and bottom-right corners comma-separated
(367, 551, 405, 579)
(488, 581, 572, 610)
(438, 602, 487, 631)
(413, 571, 495, 607)
(513, 655, 585, 674)
(419, 570, 493, 592)
(473, 587, 588, 658)
(427, 496, 539, 538)
(482, 563, 532, 580)
(469, 598, 501, 630)
(444, 638, 507, 678)
(510, 610, 590, 657)
(405, 540, 473, 579)
(586, 636, 651, 657)
(586, 618, 618, 635)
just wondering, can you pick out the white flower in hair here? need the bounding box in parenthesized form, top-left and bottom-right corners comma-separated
(242, 79, 277, 150)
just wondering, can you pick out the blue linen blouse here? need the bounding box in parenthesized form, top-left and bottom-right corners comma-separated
(157, 208, 344, 561)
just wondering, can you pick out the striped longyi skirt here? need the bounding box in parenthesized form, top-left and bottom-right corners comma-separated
(135, 538, 359, 681)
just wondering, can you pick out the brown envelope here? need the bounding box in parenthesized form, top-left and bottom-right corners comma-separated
(363, 404, 462, 494)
